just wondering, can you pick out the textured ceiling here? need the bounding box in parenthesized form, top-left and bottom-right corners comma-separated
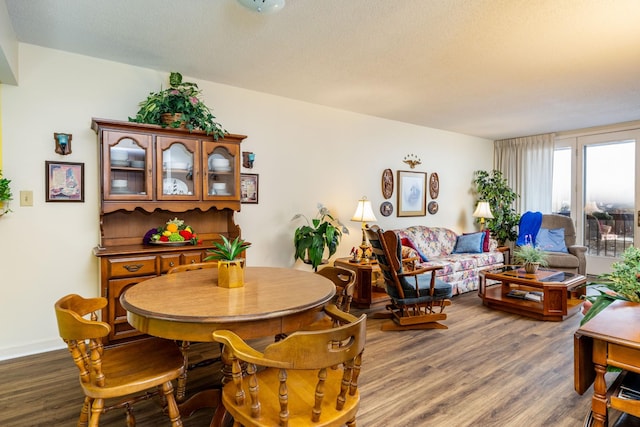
(5, 0, 640, 140)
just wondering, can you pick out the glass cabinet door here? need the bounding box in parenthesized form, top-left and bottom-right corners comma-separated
(103, 131, 152, 200)
(156, 137, 201, 200)
(203, 141, 239, 200)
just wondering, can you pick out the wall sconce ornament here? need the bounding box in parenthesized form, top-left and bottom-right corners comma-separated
(54, 133, 72, 155)
(242, 151, 255, 169)
(403, 154, 421, 169)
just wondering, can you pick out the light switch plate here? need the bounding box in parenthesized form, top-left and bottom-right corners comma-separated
(20, 191, 33, 207)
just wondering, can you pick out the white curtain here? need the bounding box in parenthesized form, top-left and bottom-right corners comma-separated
(494, 133, 555, 213)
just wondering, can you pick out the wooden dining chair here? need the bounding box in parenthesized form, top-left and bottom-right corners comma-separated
(213, 304, 366, 427)
(317, 266, 356, 313)
(167, 261, 219, 401)
(365, 225, 453, 331)
(54, 294, 184, 427)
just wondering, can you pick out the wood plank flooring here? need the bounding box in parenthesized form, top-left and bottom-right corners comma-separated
(0, 291, 620, 426)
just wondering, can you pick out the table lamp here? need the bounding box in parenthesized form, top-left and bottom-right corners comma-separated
(473, 201, 494, 230)
(351, 197, 378, 259)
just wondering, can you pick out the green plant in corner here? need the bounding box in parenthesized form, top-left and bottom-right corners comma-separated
(473, 170, 520, 245)
(581, 246, 640, 326)
(0, 170, 12, 215)
(292, 203, 349, 272)
(129, 71, 227, 139)
(205, 236, 251, 261)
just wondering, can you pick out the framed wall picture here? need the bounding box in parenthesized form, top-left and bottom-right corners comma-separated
(45, 161, 84, 202)
(240, 173, 259, 204)
(397, 170, 426, 216)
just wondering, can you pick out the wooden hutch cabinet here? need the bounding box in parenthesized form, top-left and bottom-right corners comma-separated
(92, 118, 246, 344)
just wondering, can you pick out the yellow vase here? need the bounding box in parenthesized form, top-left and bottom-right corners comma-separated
(217, 259, 245, 288)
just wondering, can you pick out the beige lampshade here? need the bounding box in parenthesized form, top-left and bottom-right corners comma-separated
(351, 197, 377, 223)
(472, 201, 494, 219)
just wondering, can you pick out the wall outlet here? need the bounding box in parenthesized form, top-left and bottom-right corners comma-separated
(20, 191, 33, 207)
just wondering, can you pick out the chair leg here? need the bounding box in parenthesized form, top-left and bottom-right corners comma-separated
(78, 396, 92, 427)
(160, 381, 183, 427)
(346, 416, 357, 427)
(89, 398, 104, 427)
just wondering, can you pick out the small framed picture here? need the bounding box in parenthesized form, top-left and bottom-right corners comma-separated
(397, 170, 426, 216)
(240, 173, 259, 204)
(46, 161, 84, 202)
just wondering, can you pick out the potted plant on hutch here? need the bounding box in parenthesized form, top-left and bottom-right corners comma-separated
(292, 203, 349, 272)
(513, 244, 548, 274)
(129, 71, 227, 140)
(0, 170, 12, 216)
(204, 236, 251, 288)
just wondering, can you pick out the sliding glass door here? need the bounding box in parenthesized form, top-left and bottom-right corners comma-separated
(579, 131, 637, 275)
(554, 129, 640, 275)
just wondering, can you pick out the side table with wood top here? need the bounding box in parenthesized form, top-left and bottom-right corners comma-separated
(334, 257, 389, 309)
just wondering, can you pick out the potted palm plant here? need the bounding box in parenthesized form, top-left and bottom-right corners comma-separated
(129, 72, 227, 139)
(513, 244, 548, 274)
(292, 203, 349, 272)
(0, 170, 12, 216)
(204, 236, 251, 288)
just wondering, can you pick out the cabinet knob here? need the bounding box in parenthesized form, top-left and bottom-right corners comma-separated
(190, 260, 196, 264)
(169, 262, 175, 267)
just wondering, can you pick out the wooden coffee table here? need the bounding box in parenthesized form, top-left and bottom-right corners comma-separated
(479, 266, 586, 321)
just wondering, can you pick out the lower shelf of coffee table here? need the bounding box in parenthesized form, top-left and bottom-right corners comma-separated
(482, 284, 583, 321)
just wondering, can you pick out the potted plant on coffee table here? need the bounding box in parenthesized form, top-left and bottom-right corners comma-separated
(205, 236, 251, 288)
(513, 244, 548, 274)
(129, 71, 227, 139)
(292, 203, 349, 272)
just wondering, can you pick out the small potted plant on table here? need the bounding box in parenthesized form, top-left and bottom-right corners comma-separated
(513, 244, 548, 274)
(205, 236, 251, 288)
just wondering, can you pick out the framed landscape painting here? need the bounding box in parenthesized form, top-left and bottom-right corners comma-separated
(397, 170, 426, 216)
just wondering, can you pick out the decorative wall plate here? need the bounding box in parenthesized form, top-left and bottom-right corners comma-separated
(429, 173, 439, 199)
(381, 168, 393, 199)
(428, 201, 439, 214)
(380, 201, 393, 217)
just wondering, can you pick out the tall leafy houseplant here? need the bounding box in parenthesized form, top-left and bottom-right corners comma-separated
(129, 72, 227, 139)
(292, 203, 349, 272)
(473, 170, 520, 245)
(0, 170, 12, 215)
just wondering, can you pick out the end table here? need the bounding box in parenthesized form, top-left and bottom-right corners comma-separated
(334, 257, 389, 309)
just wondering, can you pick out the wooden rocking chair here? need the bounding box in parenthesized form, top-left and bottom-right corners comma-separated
(365, 225, 453, 331)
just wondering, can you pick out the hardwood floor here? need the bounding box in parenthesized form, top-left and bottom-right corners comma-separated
(0, 292, 618, 426)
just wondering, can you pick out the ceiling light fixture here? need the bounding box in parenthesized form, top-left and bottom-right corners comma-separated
(237, 0, 285, 13)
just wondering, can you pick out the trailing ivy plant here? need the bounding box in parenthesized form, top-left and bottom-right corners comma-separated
(473, 170, 520, 245)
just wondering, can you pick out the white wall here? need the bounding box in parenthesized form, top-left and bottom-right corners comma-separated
(0, 44, 493, 360)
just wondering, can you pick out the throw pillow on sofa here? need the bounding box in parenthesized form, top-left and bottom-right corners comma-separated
(401, 237, 429, 261)
(464, 230, 490, 252)
(452, 232, 484, 254)
(535, 227, 568, 253)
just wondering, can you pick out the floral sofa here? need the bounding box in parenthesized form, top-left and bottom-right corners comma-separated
(393, 226, 505, 295)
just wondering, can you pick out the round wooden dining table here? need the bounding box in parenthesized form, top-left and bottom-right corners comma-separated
(121, 266, 336, 426)
(121, 266, 336, 342)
